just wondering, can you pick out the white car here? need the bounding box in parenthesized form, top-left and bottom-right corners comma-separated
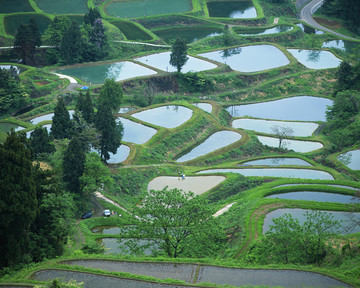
(103, 209, 111, 217)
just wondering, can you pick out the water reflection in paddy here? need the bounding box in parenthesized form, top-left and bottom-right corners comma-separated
(338, 149, 360, 170)
(91, 145, 130, 164)
(322, 40, 360, 54)
(263, 208, 360, 234)
(27, 124, 52, 138)
(199, 45, 289, 72)
(226, 96, 333, 121)
(154, 27, 222, 44)
(275, 183, 358, 190)
(92, 226, 134, 234)
(135, 52, 217, 73)
(177, 131, 241, 162)
(266, 191, 354, 204)
(232, 118, 318, 137)
(257, 135, 323, 153)
(98, 238, 157, 256)
(118, 107, 136, 113)
(296, 23, 324, 34)
(56, 61, 157, 84)
(197, 168, 334, 180)
(287, 49, 341, 69)
(207, 1, 257, 18)
(30, 110, 74, 125)
(193, 102, 212, 113)
(238, 25, 293, 36)
(239, 157, 312, 166)
(54, 260, 351, 288)
(104, 0, 191, 18)
(131, 105, 193, 128)
(117, 117, 157, 144)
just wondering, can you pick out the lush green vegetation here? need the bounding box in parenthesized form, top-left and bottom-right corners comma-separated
(0, 0, 360, 287)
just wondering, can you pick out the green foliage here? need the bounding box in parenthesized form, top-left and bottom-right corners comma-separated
(127, 187, 225, 258)
(43, 16, 71, 46)
(177, 72, 214, 93)
(98, 79, 123, 112)
(60, 21, 83, 65)
(246, 211, 341, 265)
(13, 18, 42, 65)
(51, 97, 73, 139)
(0, 131, 37, 267)
(76, 90, 95, 124)
(170, 38, 188, 73)
(95, 102, 123, 162)
(0, 66, 29, 114)
(30, 126, 55, 158)
(80, 152, 114, 199)
(63, 136, 86, 195)
(335, 61, 354, 92)
(84, 8, 101, 26)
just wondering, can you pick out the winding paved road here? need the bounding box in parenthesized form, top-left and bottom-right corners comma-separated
(299, 0, 359, 41)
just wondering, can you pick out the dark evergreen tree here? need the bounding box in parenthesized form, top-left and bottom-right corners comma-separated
(63, 136, 86, 194)
(76, 90, 94, 123)
(0, 66, 28, 114)
(28, 19, 42, 48)
(60, 21, 83, 65)
(170, 38, 188, 73)
(0, 131, 37, 268)
(95, 102, 123, 162)
(98, 79, 123, 112)
(51, 97, 73, 139)
(84, 8, 101, 26)
(30, 126, 56, 158)
(336, 61, 354, 92)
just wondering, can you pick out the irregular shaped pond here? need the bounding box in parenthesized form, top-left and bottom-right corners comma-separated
(266, 191, 354, 204)
(35, 0, 88, 14)
(287, 49, 341, 69)
(30, 110, 74, 125)
(177, 131, 241, 162)
(257, 135, 323, 153)
(118, 107, 136, 113)
(98, 238, 157, 256)
(199, 45, 289, 72)
(131, 105, 193, 128)
(338, 149, 360, 170)
(32, 270, 184, 288)
(62, 260, 350, 288)
(117, 117, 157, 144)
(296, 23, 324, 35)
(148, 176, 226, 196)
(0, 65, 20, 73)
(92, 226, 134, 234)
(0, 122, 25, 133)
(154, 27, 222, 44)
(233, 118, 318, 137)
(0, 0, 34, 13)
(197, 168, 334, 180)
(135, 52, 217, 73)
(239, 157, 312, 166)
(104, 0, 192, 18)
(226, 96, 333, 121)
(238, 25, 293, 36)
(207, 1, 257, 18)
(91, 145, 130, 164)
(322, 39, 360, 54)
(193, 102, 212, 113)
(263, 208, 360, 234)
(56, 62, 157, 84)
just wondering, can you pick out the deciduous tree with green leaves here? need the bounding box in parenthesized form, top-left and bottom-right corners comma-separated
(124, 188, 225, 258)
(170, 38, 188, 73)
(98, 78, 123, 112)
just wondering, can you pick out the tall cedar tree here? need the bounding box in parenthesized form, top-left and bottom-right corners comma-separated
(98, 79, 123, 112)
(76, 90, 94, 123)
(63, 136, 86, 194)
(60, 21, 83, 65)
(95, 102, 123, 162)
(169, 38, 189, 73)
(0, 131, 37, 268)
(30, 126, 56, 158)
(84, 8, 101, 26)
(0, 66, 27, 113)
(14, 19, 42, 65)
(51, 97, 73, 139)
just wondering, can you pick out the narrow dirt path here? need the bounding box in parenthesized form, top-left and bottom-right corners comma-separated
(235, 203, 285, 258)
